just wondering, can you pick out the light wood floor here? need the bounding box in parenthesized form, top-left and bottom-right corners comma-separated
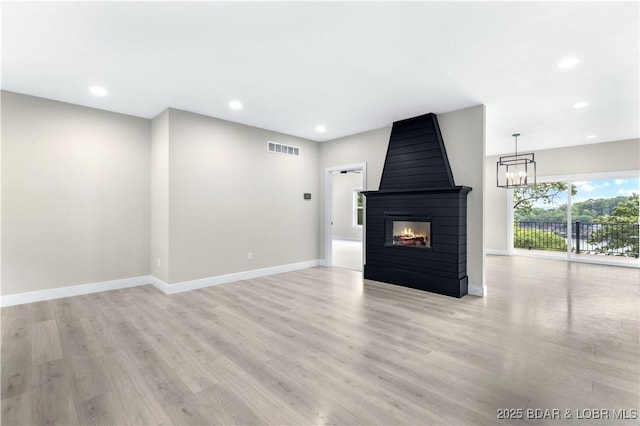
(331, 238, 363, 271)
(2, 256, 639, 425)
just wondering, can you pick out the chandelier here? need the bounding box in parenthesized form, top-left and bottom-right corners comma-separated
(496, 133, 536, 188)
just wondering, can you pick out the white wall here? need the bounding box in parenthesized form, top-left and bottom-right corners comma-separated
(167, 109, 320, 284)
(331, 172, 363, 240)
(150, 109, 170, 283)
(1, 94, 321, 297)
(1, 91, 150, 295)
(319, 106, 486, 294)
(484, 155, 510, 252)
(319, 127, 392, 257)
(1, 92, 487, 298)
(485, 138, 640, 253)
(437, 105, 486, 294)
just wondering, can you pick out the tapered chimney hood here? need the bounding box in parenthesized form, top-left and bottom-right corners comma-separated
(378, 112, 456, 191)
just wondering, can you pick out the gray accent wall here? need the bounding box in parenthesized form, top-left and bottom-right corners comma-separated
(1, 91, 151, 294)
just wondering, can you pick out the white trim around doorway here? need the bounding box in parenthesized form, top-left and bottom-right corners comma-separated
(324, 163, 367, 269)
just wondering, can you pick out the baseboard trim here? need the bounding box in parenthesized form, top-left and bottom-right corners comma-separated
(485, 249, 511, 256)
(468, 284, 485, 297)
(149, 275, 169, 294)
(155, 259, 323, 295)
(332, 237, 363, 242)
(567, 256, 639, 269)
(1, 275, 150, 307)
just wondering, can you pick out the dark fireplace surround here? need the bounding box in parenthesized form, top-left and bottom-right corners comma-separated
(363, 113, 471, 298)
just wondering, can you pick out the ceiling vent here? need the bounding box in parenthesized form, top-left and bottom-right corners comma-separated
(267, 141, 300, 156)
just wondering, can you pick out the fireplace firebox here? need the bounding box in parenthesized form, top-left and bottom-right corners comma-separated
(385, 215, 431, 249)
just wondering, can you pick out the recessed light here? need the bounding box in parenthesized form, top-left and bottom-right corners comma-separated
(228, 100, 242, 110)
(573, 102, 589, 109)
(558, 57, 580, 69)
(315, 125, 326, 133)
(586, 135, 596, 139)
(89, 86, 107, 96)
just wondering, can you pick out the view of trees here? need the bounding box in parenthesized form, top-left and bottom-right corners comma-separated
(512, 182, 576, 216)
(589, 194, 639, 257)
(514, 195, 632, 223)
(513, 183, 639, 258)
(513, 225, 567, 251)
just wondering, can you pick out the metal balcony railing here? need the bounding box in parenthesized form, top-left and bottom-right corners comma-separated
(515, 221, 640, 258)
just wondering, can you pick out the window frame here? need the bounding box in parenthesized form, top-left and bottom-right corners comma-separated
(353, 187, 363, 228)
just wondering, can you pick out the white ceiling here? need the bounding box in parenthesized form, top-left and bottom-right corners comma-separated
(2, 1, 638, 155)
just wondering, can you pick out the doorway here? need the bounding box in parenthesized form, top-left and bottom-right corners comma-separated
(325, 163, 366, 271)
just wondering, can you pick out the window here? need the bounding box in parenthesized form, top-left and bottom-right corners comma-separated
(353, 188, 363, 228)
(512, 176, 639, 259)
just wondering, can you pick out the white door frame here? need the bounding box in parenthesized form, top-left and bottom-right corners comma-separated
(324, 163, 367, 268)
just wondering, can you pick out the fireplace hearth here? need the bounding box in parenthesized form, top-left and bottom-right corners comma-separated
(363, 113, 471, 298)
